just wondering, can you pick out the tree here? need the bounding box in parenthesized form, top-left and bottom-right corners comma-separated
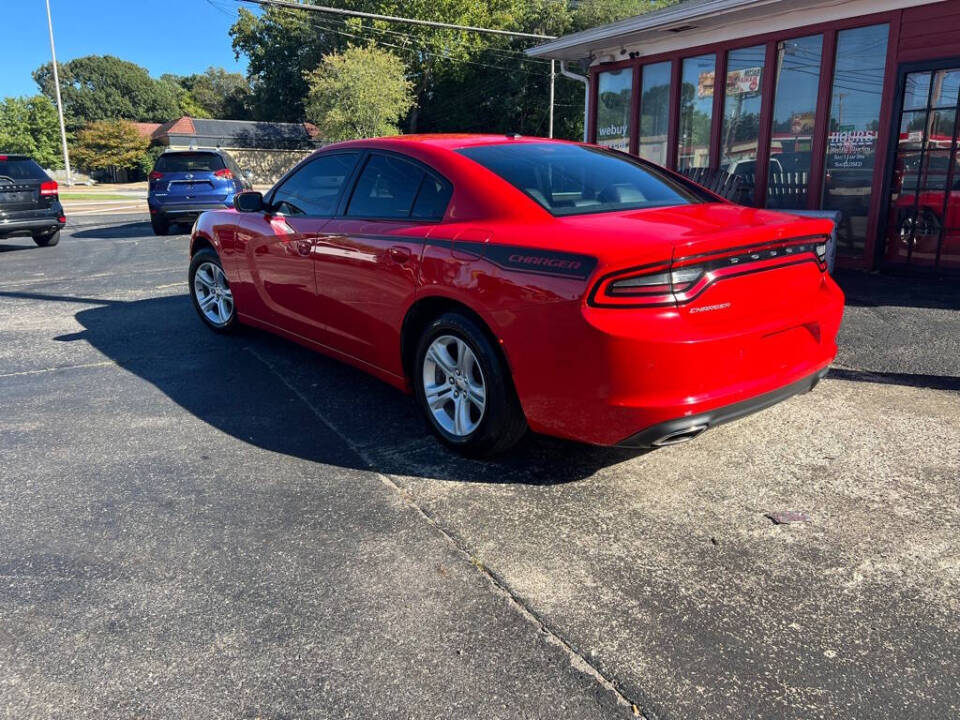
(0, 96, 63, 168)
(305, 45, 414, 140)
(33, 55, 180, 130)
(163, 67, 252, 119)
(71, 120, 149, 171)
(229, 0, 683, 135)
(231, 8, 332, 121)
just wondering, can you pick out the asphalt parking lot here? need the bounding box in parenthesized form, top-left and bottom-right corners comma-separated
(1, 216, 958, 719)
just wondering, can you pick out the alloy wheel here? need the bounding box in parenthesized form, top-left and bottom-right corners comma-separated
(422, 334, 486, 437)
(193, 261, 234, 327)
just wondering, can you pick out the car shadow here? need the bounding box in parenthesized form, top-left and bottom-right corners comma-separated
(0, 241, 38, 253)
(2, 290, 646, 485)
(69, 222, 160, 240)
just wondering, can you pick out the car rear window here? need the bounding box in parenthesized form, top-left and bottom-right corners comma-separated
(457, 142, 708, 216)
(153, 152, 225, 173)
(0, 157, 48, 182)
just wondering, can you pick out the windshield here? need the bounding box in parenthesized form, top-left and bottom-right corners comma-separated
(0, 157, 48, 183)
(457, 143, 707, 216)
(153, 152, 225, 173)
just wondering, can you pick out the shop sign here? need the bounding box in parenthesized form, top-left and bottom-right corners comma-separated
(726, 67, 762, 96)
(697, 71, 715, 98)
(827, 129, 878, 169)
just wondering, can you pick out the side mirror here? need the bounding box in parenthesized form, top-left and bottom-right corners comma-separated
(234, 191, 264, 213)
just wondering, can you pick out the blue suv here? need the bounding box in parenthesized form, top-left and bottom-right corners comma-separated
(147, 150, 252, 235)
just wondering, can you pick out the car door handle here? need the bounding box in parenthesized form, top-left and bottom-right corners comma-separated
(388, 246, 412, 263)
(296, 239, 312, 256)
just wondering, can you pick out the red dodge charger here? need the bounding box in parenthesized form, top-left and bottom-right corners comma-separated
(188, 135, 844, 456)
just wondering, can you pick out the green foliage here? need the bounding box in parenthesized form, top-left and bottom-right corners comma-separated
(71, 120, 149, 171)
(305, 45, 414, 141)
(0, 95, 63, 168)
(229, 0, 682, 137)
(138, 144, 166, 176)
(163, 67, 252, 119)
(33, 55, 181, 130)
(231, 8, 331, 121)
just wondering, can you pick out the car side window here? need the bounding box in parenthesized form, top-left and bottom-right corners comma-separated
(346, 154, 425, 219)
(411, 175, 453, 220)
(271, 152, 360, 216)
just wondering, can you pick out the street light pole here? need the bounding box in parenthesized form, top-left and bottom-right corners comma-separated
(45, 0, 72, 186)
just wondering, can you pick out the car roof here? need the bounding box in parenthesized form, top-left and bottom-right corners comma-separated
(326, 133, 577, 152)
(0, 153, 33, 160)
(160, 149, 227, 155)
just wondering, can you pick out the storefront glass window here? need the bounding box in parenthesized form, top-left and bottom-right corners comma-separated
(596, 69, 633, 151)
(677, 54, 716, 171)
(720, 45, 766, 204)
(637, 61, 672, 165)
(822, 24, 889, 258)
(766, 35, 823, 209)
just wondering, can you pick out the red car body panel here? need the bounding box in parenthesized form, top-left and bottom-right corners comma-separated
(192, 135, 844, 447)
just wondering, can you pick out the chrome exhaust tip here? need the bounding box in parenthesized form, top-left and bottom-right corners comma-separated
(652, 424, 708, 447)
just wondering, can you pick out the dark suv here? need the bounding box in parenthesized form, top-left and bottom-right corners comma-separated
(148, 150, 251, 235)
(0, 154, 65, 247)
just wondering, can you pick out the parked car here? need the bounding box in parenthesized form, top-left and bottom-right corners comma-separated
(188, 135, 844, 456)
(0, 154, 65, 247)
(147, 149, 252, 236)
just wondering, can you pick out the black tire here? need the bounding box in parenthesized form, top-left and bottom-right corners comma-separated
(414, 312, 527, 457)
(32, 229, 60, 247)
(151, 215, 169, 236)
(189, 248, 239, 334)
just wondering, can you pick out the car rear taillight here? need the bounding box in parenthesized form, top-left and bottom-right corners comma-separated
(590, 237, 829, 308)
(214, 168, 233, 179)
(0, 155, 7, 161)
(149, 171, 164, 181)
(40, 180, 58, 197)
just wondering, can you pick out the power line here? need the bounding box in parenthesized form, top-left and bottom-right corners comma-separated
(268, 4, 553, 78)
(236, 0, 556, 40)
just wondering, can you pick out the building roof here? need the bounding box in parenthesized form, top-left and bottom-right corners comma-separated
(526, 0, 940, 62)
(151, 117, 320, 150)
(132, 122, 161, 140)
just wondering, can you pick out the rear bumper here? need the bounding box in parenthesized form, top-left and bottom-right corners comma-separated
(505, 274, 845, 447)
(617, 368, 828, 448)
(0, 213, 65, 237)
(151, 202, 232, 220)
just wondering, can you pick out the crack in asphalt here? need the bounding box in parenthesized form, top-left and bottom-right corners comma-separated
(245, 345, 647, 718)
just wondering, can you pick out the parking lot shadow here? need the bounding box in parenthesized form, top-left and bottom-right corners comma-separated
(3, 290, 644, 484)
(834, 269, 960, 310)
(69, 222, 158, 240)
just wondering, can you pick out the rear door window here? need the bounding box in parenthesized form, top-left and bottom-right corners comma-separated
(153, 153, 225, 173)
(411, 175, 453, 220)
(0, 157, 48, 183)
(346, 154, 425, 219)
(271, 152, 360, 216)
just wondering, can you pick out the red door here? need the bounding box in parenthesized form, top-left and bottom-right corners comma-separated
(313, 153, 452, 376)
(242, 213, 329, 341)
(233, 151, 362, 341)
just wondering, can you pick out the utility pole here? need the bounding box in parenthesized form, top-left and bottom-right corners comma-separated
(45, 0, 72, 185)
(548, 60, 555, 138)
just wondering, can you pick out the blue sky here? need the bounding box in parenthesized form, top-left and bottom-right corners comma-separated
(2, 0, 251, 98)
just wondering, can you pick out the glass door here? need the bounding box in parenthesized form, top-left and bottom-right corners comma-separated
(884, 66, 960, 269)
